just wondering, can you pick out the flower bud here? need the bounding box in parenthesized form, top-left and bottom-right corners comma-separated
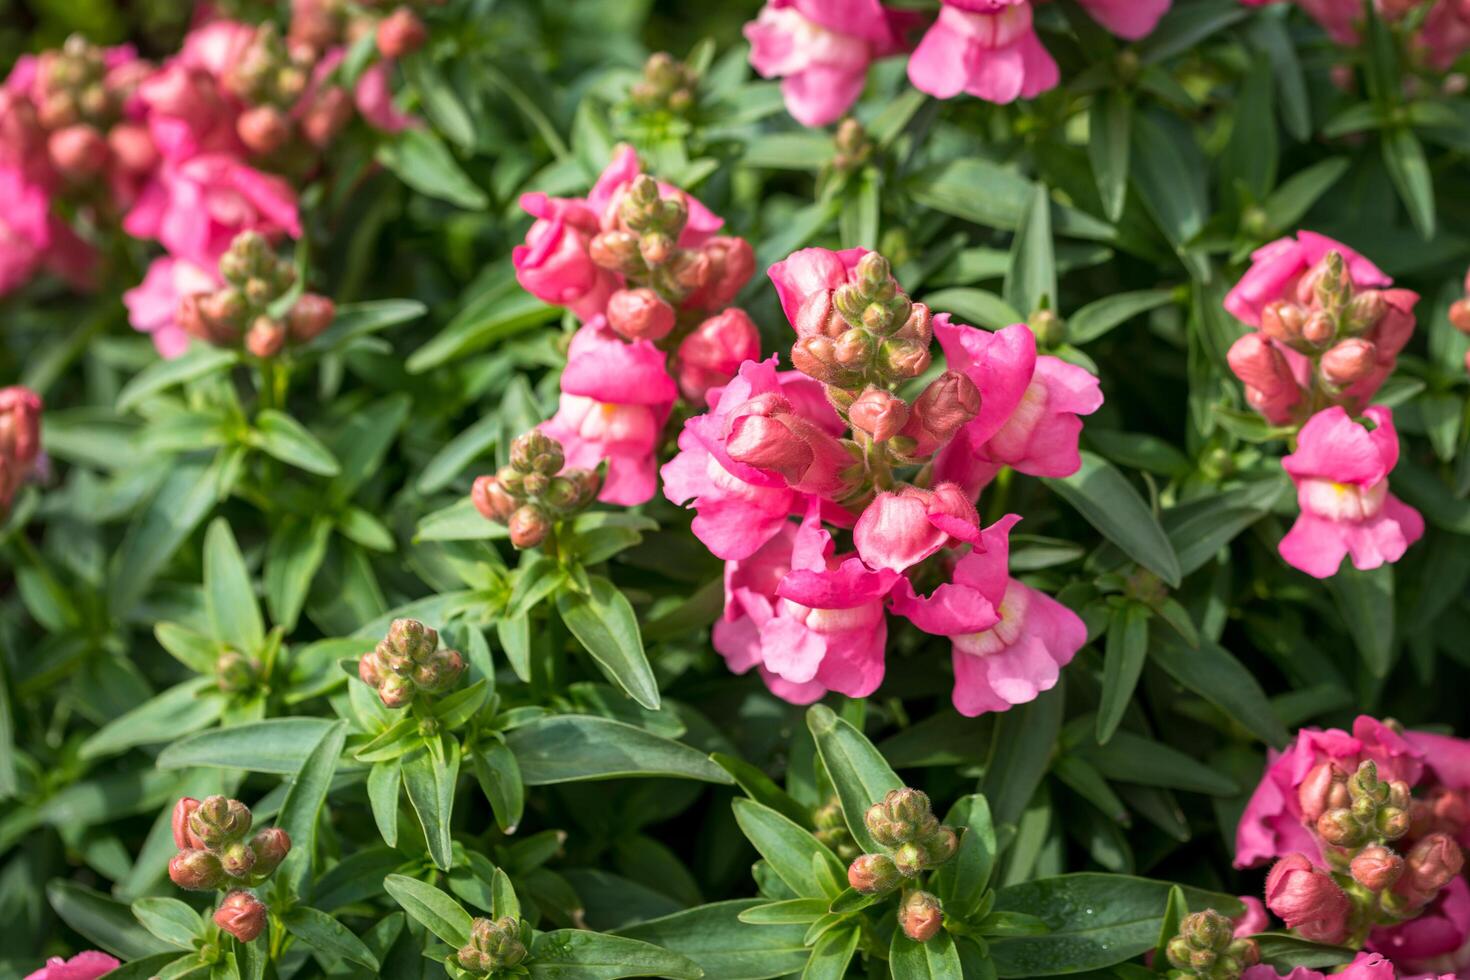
(358, 648, 387, 687)
(236, 105, 291, 156)
(892, 841, 928, 878)
(1343, 290, 1388, 334)
(898, 891, 944, 943)
(848, 853, 900, 895)
(899, 372, 980, 458)
(190, 796, 252, 847)
(384, 618, 437, 663)
(639, 231, 675, 267)
(48, 123, 108, 178)
(1260, 301, 1306, 344)
(921, 826, 959, 867)
(831, 285, 870, 331)
(220, 841, 256, 878)
(1302, 310, 1335, 347)
(299, 86, 352, 147)
(1451, 298, 1470, 335)
(589, 230, 643, 273)
(606, 288, 676, 342)
(472, 476, 519, 523)
(460, 916, 527, 972)
(1264, 853, 1351, 945)
(1028, 309, 1065, 347)
(684, 236, 755, 310)
(1376, 805, 1410, 840)
(378, 672, 415, 708)
(675, 308, 761, 405)
(1316, 807, 1365, 848)
(170, 849, 226, 891)
(246, 317, 286, 359)
(866, 789, 934, 847)
(173, 798, 205, 850)
(1298, 763, 1352, 825)
(847, 387, 910, 443)
(249, 828, 291, 877)
(509, 504, 551, 549)
(510, 430, 566, 476)
(1404, 832, 1463, 893)
(286, 294, 335, 342)
(377, 7, 427, 58)
(878, 339, 930, 380)
(214, 891, 268, 942)
(215, 650, 257, 693)
(1350, 844, 1404, 892)
(413, 647, 465, 693)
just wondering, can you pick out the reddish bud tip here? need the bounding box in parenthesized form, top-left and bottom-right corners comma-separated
(898, 890, 944, 943)
(214, 890, 268, 942)
(287, 294, 335, 342)
(376, 7, 428, 59)
(606, 288, 676, 342)
(847, 387, 910, 443)
(236, 105, 291, 156)
(48, 124, 108, 178)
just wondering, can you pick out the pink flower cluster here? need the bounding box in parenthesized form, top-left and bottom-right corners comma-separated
(1239, 0, 1470, 71)
(1236, 716, 1470, 976)
(511, 146, 760, 506)
(744, 0, 1174, 125)
(666, 246, 1099, 714)
(1223, 232, 1424, 579)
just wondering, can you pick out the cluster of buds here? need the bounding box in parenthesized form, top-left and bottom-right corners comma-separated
(1265, 760, 1467, 945)
(1228, 250, 1414, 425)
(225, 24, 314, 156)
(289, 0, 437, 60)
(830, 118, 874, 174)
(0, 386, 43, 519)
(471, 431, 602, 549)
(357, 618, 466, 709)
(791, 253, 934, 393)
(1163, 910, 1261, 980)
(178, 231, 334, 356)
(628, 52, 698, 116)
(589, 175, 755, 341)
(814, 798, 861, 863)
(1449, 267, 1470, 374)
(846, 789, 960, 943)
(455, 916, 528, 974)
(167, 796, 290, 942)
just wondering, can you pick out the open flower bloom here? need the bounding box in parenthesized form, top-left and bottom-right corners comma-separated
(1235, 715, 1425, 868)
(542, 318, 677, 506)
(1418, 0, 1470, 71)
(1369, 877, 1470, 978)
(1077, 0, 1172, 39)
(907, 1, 1058, 103)
(933, 319, 1102, 495)
(767, 245, 869, 336)
(662, 357, 847, 561)
(1224, 230, 1390, 328)
(1243, 952, 1407, 980)
(124, 153, 300, 266)
(674, 308, 762, 405)
(889, 514, 1086, 717)
(123, 255, 221, 358)
(744, 0, 917, 127)
(1277, 406, 1424, 579)
(23, 952, 121, 980)
(853, 483, 980, 573)
(714, 507, 898, 702)
(0, 165, 54, 295)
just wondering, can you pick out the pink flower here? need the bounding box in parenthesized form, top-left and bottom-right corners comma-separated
(663, 357, 847, 561)
(933, 319, 1103, 495)
(1243, 952, 1404, 980)
(124, 154, 300, 266)
(1277, 406, 1424, 579)
(1234, 715, 1424, 868)
(0, 165, 53, 295)
(745, 0, 918, 127)
(674, 308, 762, 405)
(1334, 288, 1420, 412)
(23, 952, 120, 980)
(1235, 895, 1269, 937)
(767, 245, 869, 337)
(852, 483, 980, 573)
(890, 514, 1086, 717)
(588, 145, 724, 248)
(1228, 332, 1302, 425)
(1418, 0, 1470, 71)
(1369, 877, 1470, 978)
(542, 318, 676, 506)
(713, 507, 898, 701)
(907, 1, 1059, 104)
(123, 256, 221, 359)
(1224, 230, 1390, 328)
(1077, 0, 1172, 39)
(354, 61, 413, 133)
(1264, 852, 1352, 944)
(513, 192, 618, 321)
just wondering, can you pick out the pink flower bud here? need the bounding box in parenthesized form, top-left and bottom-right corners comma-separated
(853, 484, 978, 574)
(190, 796, 252, 847)
(379, 673, 414, 708)
(358, 649, 386, 687)
(246, 317, 286, 358)
(107, 122, 157, 174)
(1302, 311, 1335, 347)
(169, 849, 225, 891)
(675, 308, 761, 405)
(1321, 339, 1377, 386)
(606, 288, 676, 342)
(1451, 298, 1470, 335)
(376, 7, 428, 59)
(848, 853, 900, 895)
(1404, 832, 1464, 893)
(414, 647, 465, 693)
(214, 891, 268, 942)
(899, 371, 980, 458)
(472, 475, 519, 523)
(1260, 301, 1306, 344)
(1298, 762, 1351, 825)
(0, 387, 44, 473)
(509, 504, 551, 548)
(1264, 853, 1351, 945)
(1227, 333, 1300, 424)
(219, 841, 256, 878)
(898, 891, 944, 943)
(683, 236, 755, 311)
(299, 86, 352, 148)
(795, 290, 847, 339)
(1350, 844, 1404, 892)
(286, 294, 335, 342)
(248, 828, 292, 877)
(236, 105, 291, 156)
(172, 798, 205, 850)
(848, 387, 910, 443)
(878, 338, 931, 380)
(48, 124, 108, 179)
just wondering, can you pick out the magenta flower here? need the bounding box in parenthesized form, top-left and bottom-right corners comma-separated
(744, 0, 918, 127)
(662, 357, 848, 561)
(1242, 952, 1405, 980)
(1369, 877, 1470, 978)
(542, 318, 676, 506)
(933, 319, 1102, 495)
(890, 514, 1086, 717)
(513, 192, 618, 322)
(0, 166, 54, 296)
(767, 245, 869, 337)
(1418, 0, 1470, 71)
(1077, 0, 1172, 40)
(1264, 852, 1352, 944)
(713, 507, 898, 702)
(23, 952, 120, 980)
(1223, 230, 1390, 329)
(1277, 406, 1424, 579)
(1235, 895, 1269, 937)
(124, 153, 301, 266)
(907, 1, 1059, 104)
(123, 255, 221, 359)
(852, 483, 980, 573)
(674, 308, 762, 405)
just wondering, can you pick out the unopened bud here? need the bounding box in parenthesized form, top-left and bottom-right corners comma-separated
(1028, 309, 1065, 347)
(459, 916, 527, 972)
(249, 828, 291, 877)
(606, 288, 676, 342)
(215, 650, 256, 693)
(472, 475, 519, 523)
(287, 294, 335, 342)
(378, 673, 414, 708)
(1316, 808, 1365, 848)
(847, 853, 900, 895)
(1404, 833, 1463, 893)
(413, 647, 465, 693)
(1451, 298, 1470, 335)
(190, 796, 252, 847)
(1302, 310, 1335, 346)
(214, 890, 268, 942)
(900, 371, 980, 458)
(237, 105, 291, 156)
(385, 618, 437, 662)
(358, 649, 387, 687)
(509, 504, 551, 549)
(638, 231, 675, 267)
(376, 7, 428, 59)
(847, 387, 909, 443)
(1260, 301, 1306, 344)
(1350, 844, 1404, 892)
(589, 230, 642, 272)
(833, 329, 872, 369)
(898, 890, 943, 943)
(220, 841, 256, 878)
(878, 339, 931, 380)
(1376, 805, 1411, 840)
(510, 430, 565, 476)
(169, 849, 225, 891)
(246, 317, 286, 358)
(892, 841, 928, 878)
(1298, 763, 1352, 824)
(48, 124, 108, 178)
(173, 798, 205, 849)
(1320, 339, 1376, 386)
(1343, 290, 1387, 334)
(921, 826, 959, 867)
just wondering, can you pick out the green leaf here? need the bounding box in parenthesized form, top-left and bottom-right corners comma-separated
(157, 718, 339, 772)
(401, 52, 475, 148)
(1327, 564, 1395, 678)
(80, 678, 224, 760)
(505, 714, 733, 785)
(1004, 183, 1057, 317)
(415, 497, 506, 542)
(276, 719, 347, 889)
(109, 456, 222, 616)
(116, 347, 238, 413)
(908, 159, 1114, 242)
(383, 874, 473, 947)
(988, 874, 1243, 977)
(891, 930, 963, 980)
(375, 128, 487, 209)
(402, 738, 459, 870)
(527, 930, 703, 980)
(839, 167, 879, 251)
(47, 880, 174, 960)
(132, 897, 204, 950)
(98, 954, 187, 980)
(932, 794, 997, 920)
(1097, 603, 1150, 745)
(1252, 933, 1356, 971)
(731, 798, 845, 900)
(1260, 158, 1349, 234)
(1152, 886, 1188, 973)
(800, 925, 859, 980)
(303, 299, 426, 353)
(613, 900, 810, 980)
(1382, 126, 1436, 239)
(983, 685, 1064, 828)
(407, 290, 557, 373)
(711, 753, 812, 828)
(737, 898, 829, 924)
(417, 412, 499, 494)
(1077, 731, 1238, 796)
(475, 739, 525, 833)
(806, 704, 901, 856)
(264, 515, 332, 631)
(282, 905, 379, 971)
(1068, 290, 1175, 346)
(926, 288, 1024, 330)
(367, 759, 401, 847)
(1151, 630, 1289, 747)
(1088, 90, 1132, 222)
(1221, 55, 1277, 204)
(252, 410, 340, 477)
(556, 576, 660, 710)
(1046, 452, 1182, 588)
(203, 518, 264, 653)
